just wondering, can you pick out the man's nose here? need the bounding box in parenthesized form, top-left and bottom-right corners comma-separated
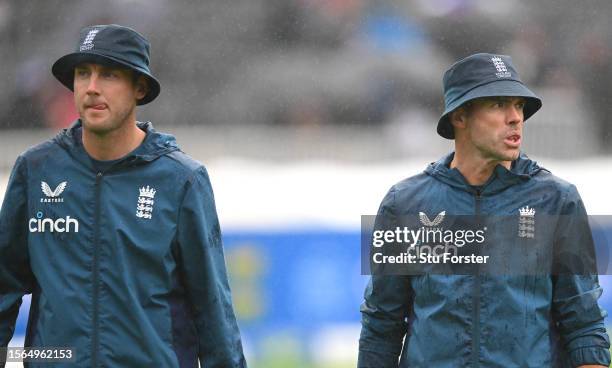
(86, 73, 100, 94)
(507, 105, 523, 125)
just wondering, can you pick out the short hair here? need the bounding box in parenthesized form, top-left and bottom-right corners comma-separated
(450, 100, 474, 122)
(131, 70, 143, 85)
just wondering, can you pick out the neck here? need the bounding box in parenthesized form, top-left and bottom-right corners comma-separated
(81, 118, 146, 161)
(449, 148, 511, 186)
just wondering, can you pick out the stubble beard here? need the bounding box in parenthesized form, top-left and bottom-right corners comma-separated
(80, 104, 134, 137)
(486, 147, 519, 163)
(475, 138, 520, 164)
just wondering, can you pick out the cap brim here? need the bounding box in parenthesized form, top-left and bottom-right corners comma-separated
(51, 51, 160, 105)
(437, 79, 542, 139)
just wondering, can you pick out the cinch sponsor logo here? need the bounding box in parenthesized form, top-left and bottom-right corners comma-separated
(29, 211, 79, 233)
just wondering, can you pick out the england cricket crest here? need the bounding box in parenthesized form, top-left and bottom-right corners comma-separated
(136, 185, 156, 220)
(518, 206, 535, 238)
(491, 56, 511, 78)
(80, 28, 100, 51)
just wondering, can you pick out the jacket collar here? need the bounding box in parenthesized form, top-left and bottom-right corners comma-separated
(54, 119, 180, 170)
(425, 151, 546, 195)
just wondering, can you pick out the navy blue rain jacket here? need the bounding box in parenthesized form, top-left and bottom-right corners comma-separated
(0, 121, 247, 367)
(358, 153, 611, 367)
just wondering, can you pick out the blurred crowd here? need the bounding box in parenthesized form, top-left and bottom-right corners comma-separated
(1, 0, 611, 152)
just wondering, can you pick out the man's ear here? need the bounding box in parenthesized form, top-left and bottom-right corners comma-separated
(450, 107, 468, 131)
(135, 76, 148, 101)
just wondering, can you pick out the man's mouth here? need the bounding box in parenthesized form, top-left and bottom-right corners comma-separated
(504, 134, 521, 147)
(86, 103, 107, 111)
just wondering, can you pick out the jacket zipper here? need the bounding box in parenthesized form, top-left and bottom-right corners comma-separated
(92, 171, 103, 368)
(472, 189, 482, 368)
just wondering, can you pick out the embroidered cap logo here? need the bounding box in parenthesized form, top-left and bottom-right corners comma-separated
(80, 29, 100, 51)
(491, 56, 511, 78)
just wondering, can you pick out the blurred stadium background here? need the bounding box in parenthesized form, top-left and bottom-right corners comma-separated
(1, 1, 612, 367)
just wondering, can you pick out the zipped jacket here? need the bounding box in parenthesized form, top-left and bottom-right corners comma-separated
(358, 152, 610, 367)
(0, 121, 247, 367)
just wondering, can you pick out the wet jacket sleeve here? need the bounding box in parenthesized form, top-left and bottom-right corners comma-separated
(0, 157, 34, 351)
(552, 185, 611, 367)
(358, 186, 413, 368)
(176, 167, 247, 368)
